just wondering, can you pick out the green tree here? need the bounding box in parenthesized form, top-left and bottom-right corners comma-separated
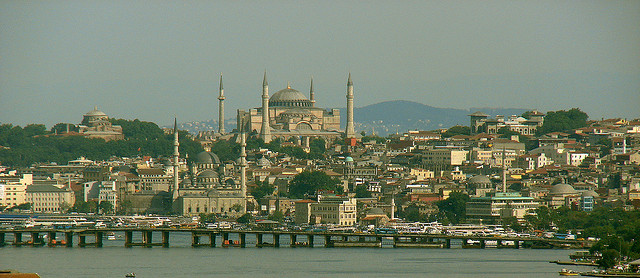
(236, 213, 253, 224)
(354, 184, 372, 198)
(268, 210, 285, 222)
(442, 125, 470, 138)
(251, 180, 275, 200)
(98, 201, 114, 214)
(597, 249, 619, 269)
(536, 108, 588, 135)
(436, 192, 469, 224)
(288, 171, 342, 198)
(199, 213, 217, 223)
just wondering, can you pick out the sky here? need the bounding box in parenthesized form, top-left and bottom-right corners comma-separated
(1, 1, 639, 128)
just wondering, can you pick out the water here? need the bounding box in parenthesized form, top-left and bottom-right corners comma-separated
(0, 233, 595, 277)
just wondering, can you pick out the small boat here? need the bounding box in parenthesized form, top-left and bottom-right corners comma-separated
(559, 269, 579, 276)
(125, 273, 135, 278)
(107, 232, 117, 241)
(222, 240, 241, 247)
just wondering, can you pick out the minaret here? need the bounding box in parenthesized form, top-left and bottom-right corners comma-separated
(345, 73, 356, 138)
(501, 146, 507, 193)
(218, 73, 225, 134)
(172, 118, 180, 200)
(309, 76, 315, 107)
(240, 129, 248, 213)
(260, 71, 272, 143)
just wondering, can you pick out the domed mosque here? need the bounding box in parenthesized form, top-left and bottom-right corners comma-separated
(77, 106, 124, 141)
(236, 73, 357, 145)
(173, 150, 246, 216)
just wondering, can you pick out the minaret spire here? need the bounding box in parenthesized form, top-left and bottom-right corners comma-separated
(218, 73, 226, 134)
(260, 71, 272, 143)
(172, 117, 180, 200)
(345, 73, 356, 138)
(240, 125, 247, 214)
(309, 76, 315, 107)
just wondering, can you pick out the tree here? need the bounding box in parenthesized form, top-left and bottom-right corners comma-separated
(251, 180, 274, 200)
(117, 199, 133, 215)
(536, 108, 588, 135)
(354, 184, 372, 198)
(268, 210, 285, 222)
(98, 201, 113, 214)
(199, 213, 216, 224)
(442, 125, 470, 138)
(288, 171, 342, 198)
(436, 192, 469, 224)
(497, 126, 520, 138)
(231, 203, 243, 213)
(597, 249, 619, 269)
(236, 213, 253, 224)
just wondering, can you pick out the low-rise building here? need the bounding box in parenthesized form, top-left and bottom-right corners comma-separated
(25, 185, 75, 213)
(466, 192, 539, 221)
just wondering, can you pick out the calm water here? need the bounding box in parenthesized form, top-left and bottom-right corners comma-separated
(0, 233, 595, 277)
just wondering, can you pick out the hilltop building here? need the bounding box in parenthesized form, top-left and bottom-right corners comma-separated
(469, 111, 544, 136)
(78, 107, 124, 141)
(236, 73, 355, 145)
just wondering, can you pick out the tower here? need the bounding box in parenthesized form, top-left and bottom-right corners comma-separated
(260, 71, 272, 143)
(345, 73, 356, 138)
(218, 73, 225, 134)
(172, 118, 180, 200)
(309, 76, 315, 107)
(240, 128, 248, 213)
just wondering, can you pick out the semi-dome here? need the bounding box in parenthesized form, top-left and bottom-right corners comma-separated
(197, 169, 218, 178)
(550, 183, 578, 195)
(196, 151, 221, 165)
(269, 87, 312, 107)
(345, 156, 354, 162)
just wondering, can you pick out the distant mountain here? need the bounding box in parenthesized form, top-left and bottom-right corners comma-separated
(176, 100, 528, 136)
(340, 100, 528, 136)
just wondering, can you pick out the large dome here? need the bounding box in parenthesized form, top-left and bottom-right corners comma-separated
(550, 183, 578, 195)
(85, 106, 107, 117)
(468, 175, 491, 185)
(196, 151, 221, 165)
(269, 87, 312, 107)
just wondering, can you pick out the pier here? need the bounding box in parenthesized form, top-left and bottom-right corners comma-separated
(0, 228, 592, 249)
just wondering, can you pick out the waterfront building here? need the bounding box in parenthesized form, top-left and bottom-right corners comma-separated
(0, 174, 32, 208)
(295, 196, 357, 226)
(25, 184, 75, 213)
(466, 192, 539, 221)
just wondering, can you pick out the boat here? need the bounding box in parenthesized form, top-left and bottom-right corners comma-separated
(221, 240, 241, 247)
(569, 251, 602, 261)
(559, 269, 579, 276)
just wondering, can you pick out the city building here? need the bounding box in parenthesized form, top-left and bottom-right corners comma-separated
(25, 185, 75, 213)
(466, 192, 539, 221)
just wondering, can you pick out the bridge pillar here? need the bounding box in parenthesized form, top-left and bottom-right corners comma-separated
(411, 237, 417, 243)
(324, 235, 333, 248)
(497, 240, 502, 248)
(290, 234, 297, 247)
(445, 238, 451, 249)
(31, 232, 42, 246)
(124, 231, 132, 248)
(65, 232, 73, 247)
(377, 236, 383, 243)
(162, 231, 170, 248)
(13, 232, 22, 246)
(145, 231, 153, 248)
(342, 235, 348, 242)
(358, 236, 365, 243)
(223, 233, 229, 242)
(256, 233, 263, 247)
(79, 234, 86, 247)
(274, 234, 280, 248)
(307, 235, 314, 248)
(239, 233, 245, 248)
(480, 239, 486, 249)
(208, 233, 216, 248)
(47, 232, 56, 247)
(0, 232, 5, 247)
(191, 232, 200, 247)
(95, 231, 103, 248)
(515, 240, 520, 249)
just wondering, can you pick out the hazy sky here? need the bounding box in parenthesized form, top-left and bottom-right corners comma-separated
(1, 1, 639, 128)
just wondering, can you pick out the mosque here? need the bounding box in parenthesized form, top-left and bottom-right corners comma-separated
(234, 72, 357, 144)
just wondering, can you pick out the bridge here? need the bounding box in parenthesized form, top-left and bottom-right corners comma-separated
(0, 228, 592, 249)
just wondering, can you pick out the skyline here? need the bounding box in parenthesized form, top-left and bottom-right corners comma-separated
(1, 1, 639, 128)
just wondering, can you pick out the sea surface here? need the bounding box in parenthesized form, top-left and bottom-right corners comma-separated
(0, 232, 596, 277)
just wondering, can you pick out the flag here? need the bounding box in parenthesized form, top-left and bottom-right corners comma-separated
(137, 147, 141, 152)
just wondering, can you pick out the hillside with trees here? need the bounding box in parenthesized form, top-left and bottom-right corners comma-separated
(0, 119, 203, 167)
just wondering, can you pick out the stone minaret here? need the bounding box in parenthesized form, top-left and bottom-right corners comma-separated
(260, 71, 272, 143)
(218, 73, 225, 134)
(345, 73, 356, 138)
(172, 118, 180, 200)
(309, 76, 315, 107)
(240, 129, 247, 213)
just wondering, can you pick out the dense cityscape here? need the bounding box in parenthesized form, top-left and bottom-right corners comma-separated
(1, 74, 639, 276)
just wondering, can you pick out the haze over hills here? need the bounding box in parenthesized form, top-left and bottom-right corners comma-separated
(177, 100, 528, 136)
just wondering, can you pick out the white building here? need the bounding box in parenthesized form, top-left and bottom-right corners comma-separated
(310, 196, 357, 226)
(466, 192, 539, 221)
(25, 185, 75, 213)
